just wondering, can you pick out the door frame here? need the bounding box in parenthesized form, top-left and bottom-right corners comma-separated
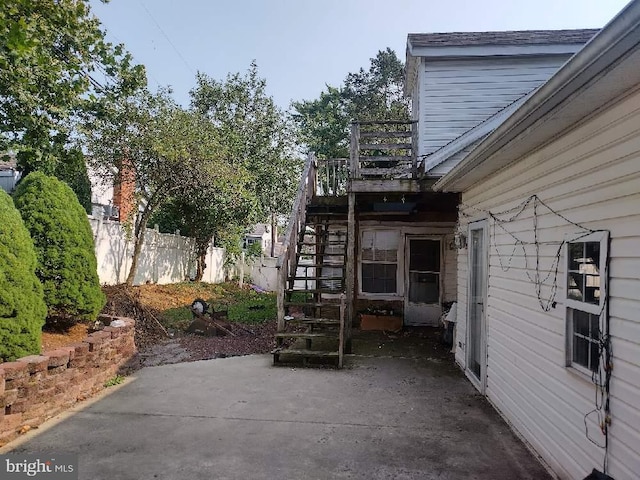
(466, 220, 488, 393)
(403, 234, 444, 326)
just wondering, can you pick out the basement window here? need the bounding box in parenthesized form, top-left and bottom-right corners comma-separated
(565, 231, 608, 373)
(361, 230, 399, 294)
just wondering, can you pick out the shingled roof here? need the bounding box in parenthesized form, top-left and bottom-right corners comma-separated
(408, 29, 599, 48)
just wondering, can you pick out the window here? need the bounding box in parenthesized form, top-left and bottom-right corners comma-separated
(361, 230, 399, 294)
(565, 231, 608, 373)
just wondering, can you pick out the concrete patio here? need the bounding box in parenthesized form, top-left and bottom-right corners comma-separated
(3, 330, 551, 479)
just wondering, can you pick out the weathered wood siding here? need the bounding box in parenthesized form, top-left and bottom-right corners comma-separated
(419, 56, 571, 158)
(456, 88, 640, 479)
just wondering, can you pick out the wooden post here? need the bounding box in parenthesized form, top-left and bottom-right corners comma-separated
(276, 259, 286, 332)
(350, 123, 360, 179)
(338, 294, 345, 369)
(344, 190, 355, 354)
(239, 251, 245, 288)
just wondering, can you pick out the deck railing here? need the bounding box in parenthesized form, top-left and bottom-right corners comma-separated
(316, 158, 348, 196)
(350, 120, 417, 180)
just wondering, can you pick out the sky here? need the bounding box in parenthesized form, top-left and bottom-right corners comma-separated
(88, 0, 631, 110)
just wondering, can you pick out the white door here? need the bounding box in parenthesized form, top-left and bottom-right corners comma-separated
(404, 236, 442, 326)
(467, 221, 488, 392)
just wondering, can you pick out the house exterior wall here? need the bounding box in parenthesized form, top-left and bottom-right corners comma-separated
(418, 55, 571, 159)
(454, 88, 640, 479)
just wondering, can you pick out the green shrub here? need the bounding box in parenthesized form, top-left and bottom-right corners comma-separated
(0, 190, 47, 361)
(13, 172, 105, 324)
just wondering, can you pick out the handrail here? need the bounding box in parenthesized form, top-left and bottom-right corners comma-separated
(276, 153, 316, 330)
(276, 153, 315, 269)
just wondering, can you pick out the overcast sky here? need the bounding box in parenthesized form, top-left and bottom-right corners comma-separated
(88, 0, 631, 110)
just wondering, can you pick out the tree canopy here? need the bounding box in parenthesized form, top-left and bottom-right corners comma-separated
(0, 0, 146, 177)
(86, 89, 236, 284)
(291, 48, 409, 158)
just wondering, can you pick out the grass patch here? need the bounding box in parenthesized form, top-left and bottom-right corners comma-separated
(104, 375, 125, 387)
(153, 282, 276, 330)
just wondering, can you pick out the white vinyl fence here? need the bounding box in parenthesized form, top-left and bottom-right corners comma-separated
(89, 216, 278, 291)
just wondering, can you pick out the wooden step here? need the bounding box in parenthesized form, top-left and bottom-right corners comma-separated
(293, 263, 345, 269)
(271, 348, 339, 357)
(358, 155, 412, 163)
(292, 276, 344, 281)
(359, 143, 412, 150)
(298, 241, 346, 246)
(360, 131, 412, 138)
(296, 252, 346, 257)
(287, 288, 343, 294)
(274, 332, 332, 339)
(284, 317, 340, 326)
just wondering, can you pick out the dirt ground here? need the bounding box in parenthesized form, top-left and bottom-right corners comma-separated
(42, 283, 277, 368)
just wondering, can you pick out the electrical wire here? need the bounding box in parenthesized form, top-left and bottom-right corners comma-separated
(458, 194, 612, 474)
(139, 1, 196, 76)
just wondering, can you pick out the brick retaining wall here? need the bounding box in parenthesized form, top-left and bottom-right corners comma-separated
(0, 316, 136, 446)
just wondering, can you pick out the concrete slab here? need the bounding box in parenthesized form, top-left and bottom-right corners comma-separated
(3, 351, 551, 480)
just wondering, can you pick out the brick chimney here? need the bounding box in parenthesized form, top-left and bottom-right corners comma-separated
(112, 157, 136, 223)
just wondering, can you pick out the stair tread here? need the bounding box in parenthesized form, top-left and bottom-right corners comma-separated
(285, 317, 340, 325)
(293, 264, 345, 268)
(296, 252, 346, 256)
(292, 276, 344, 280)
(272, 348, 339, 357)
(274, 332, 333, 338)
(287, 289, 344, 294)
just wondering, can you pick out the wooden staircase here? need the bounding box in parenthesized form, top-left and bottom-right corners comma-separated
(273, 208, 347, 367)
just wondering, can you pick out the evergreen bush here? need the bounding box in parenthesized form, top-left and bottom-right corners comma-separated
(0, 190, 46, 361)
(13, 172, 105, 324)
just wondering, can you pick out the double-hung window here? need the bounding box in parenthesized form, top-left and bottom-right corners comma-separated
(361, 230, 399, 294)
(565, 231, 608, 374)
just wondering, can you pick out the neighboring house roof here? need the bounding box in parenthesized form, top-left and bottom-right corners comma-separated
(0, 157, 17, 171)
(407, 29, 599, 48)
(246, 223, 270, 238)
(434, 0, 640, 192)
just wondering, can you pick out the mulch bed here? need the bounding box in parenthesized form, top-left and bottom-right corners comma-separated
(102, 284, 276, 366)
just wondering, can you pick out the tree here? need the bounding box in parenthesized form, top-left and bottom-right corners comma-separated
(291, 48, 410, 157)
(12, 172, 103, 325)
(290, 86, 350, 158)
(86, 89, 232, 285)
(151, 167, 257, 280)
(53, 147, 92, 213)
(191, 62, 301, 256)
(0, 0, 146, 170)
(0, 190, 47, 361)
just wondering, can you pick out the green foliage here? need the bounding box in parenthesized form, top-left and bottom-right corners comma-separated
(191, 62, 301, 224)
(157, 282, 276, 331)
(0, 0, 146, 174)
(13, 172, 105, 324)
(0, 190, 46, 361)
(104, 375, 125, 387)
(291, 86, 350, 158)
(291, 48, 409, 158)
(53, 148, 92, 213)
(86, 89, 231, 284)
(245, 240, 263, 259)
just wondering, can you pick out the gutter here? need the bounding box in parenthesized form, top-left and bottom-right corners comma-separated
(433, 0, 640, 192)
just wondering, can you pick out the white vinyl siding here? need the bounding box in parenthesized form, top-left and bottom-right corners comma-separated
(419, 56, 570, 159)
(455, 88, 640, 479)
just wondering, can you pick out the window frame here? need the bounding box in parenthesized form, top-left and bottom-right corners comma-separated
(564, 231, 608, 315)
(564, 231, 608, 375)
(359, 229, 400, 296)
